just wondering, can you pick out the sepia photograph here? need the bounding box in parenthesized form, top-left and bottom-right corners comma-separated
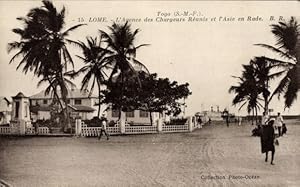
(0, 0, 300, 186)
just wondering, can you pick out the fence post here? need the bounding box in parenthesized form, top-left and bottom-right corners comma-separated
(120, 111, 126, 134)
(75, 118, 82, 136)
(188, 116, 193, 132)
(157, 118, 163, 133)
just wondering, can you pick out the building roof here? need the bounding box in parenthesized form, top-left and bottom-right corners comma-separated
(0, 97, 12, 111)
(30, 89, 97, 99)
(0, 97, 11, 104)
(68, 105, 95, 112)
(12, 92, 28, 99)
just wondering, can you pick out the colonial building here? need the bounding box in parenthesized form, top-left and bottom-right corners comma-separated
(27, 89, 166, 125)
(0, 97, 12, 125)
(106, 109, 161, 126)
(30, 89, 97, 120)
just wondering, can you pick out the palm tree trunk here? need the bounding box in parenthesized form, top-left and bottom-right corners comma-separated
(63, 96, 71, 132)
(264, 98, 268, 114)
(296, 35, 300, 88)
(59, 74, 71, 133)
(97, 80, 101, 118)
(255, 107, 258, 125)
(149, 111, 153, 126)
(252, 110, 254, 125)
(47, 77, 64, 111)
(264, 79, 269, 114)
(297, 64, 300, 88)
(118, 72, 124, 121)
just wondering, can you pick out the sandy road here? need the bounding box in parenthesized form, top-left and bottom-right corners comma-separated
(1, 121, 300, 187)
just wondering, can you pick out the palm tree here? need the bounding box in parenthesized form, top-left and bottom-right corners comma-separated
(71, 37, 112, 117)
(255, 17, 300, 108)
(8, 0, 85, 131)
(229, 64, 263, 125)
(250, 56, 287, 113)
(99, 21, 149, 117)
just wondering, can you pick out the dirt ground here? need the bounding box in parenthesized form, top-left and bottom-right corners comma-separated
(1, 120, 300, 187)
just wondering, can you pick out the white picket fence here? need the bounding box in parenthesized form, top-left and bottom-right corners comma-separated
(38, 127, 50, 134)
(108, 127, 121, 134)
(125, 126, 157, 134)
(81, 123, 192, 137)
(0, 126, 49, 135)
(0, 127, 11, 135)
(25, 127, 49, 135)
(25, 127, 35, 135)
(162, 125, 189, 133)
(0, 117, 200, 136)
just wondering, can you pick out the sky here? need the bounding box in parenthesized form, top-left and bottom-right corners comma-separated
(0, 0, 299, 116)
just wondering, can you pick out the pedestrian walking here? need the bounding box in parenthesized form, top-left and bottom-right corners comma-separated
(226, 115, 229, 127)
(98, 114, 109, 140)
(261, 119, 276, 165)
(223, 110, 229, 127)
(197, 117, 202, 128)
(282, 123, 287, 136)
(275, 112, 284, 137)
(34, 122, 39, 135)
(238, 116, 242, 126)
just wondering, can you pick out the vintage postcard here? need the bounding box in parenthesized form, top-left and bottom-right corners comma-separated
(0, 1, 299, 186)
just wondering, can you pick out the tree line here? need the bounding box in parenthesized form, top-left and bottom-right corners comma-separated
(7, 0, 191, 130)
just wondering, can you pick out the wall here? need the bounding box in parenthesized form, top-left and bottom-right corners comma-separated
(31, 99, 52, 107)
(107, 109, 160, 125)
(77, 112, 94, 120)
(38, 111, 51, 120)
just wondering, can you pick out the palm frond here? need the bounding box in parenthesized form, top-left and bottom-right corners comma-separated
(62, 24, 86, 36)
(284, 67, 299, 108)
(255, 44, 296, 61)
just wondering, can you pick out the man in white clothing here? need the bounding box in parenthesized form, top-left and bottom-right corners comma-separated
(98, 114, 109, 140)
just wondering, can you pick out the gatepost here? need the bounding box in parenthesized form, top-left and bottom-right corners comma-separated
(75, 118, 82, 136)
(157, 118, 163, 133)
(120, 111, 126, 134)
(188, 116, 193, 132)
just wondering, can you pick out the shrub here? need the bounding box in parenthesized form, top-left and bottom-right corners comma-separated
(168, 118, 188, 125)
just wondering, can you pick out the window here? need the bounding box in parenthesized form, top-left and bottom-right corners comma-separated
(67, 99, 70, 104)
(75, 99, 82, 105)
(139, 110, 149, 118)
(112, 110, 119, 118)
(43, 99, 47, 104)
(126, 111, 134, 118)
(15, 101, 19, 118)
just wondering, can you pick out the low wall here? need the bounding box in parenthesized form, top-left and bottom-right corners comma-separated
(0, 127, 11, 135)
(0, 117, 201, 136)
(80, 116, 198, 137)
(0, 126, 49, 135)
(80, 125, 190, 137)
